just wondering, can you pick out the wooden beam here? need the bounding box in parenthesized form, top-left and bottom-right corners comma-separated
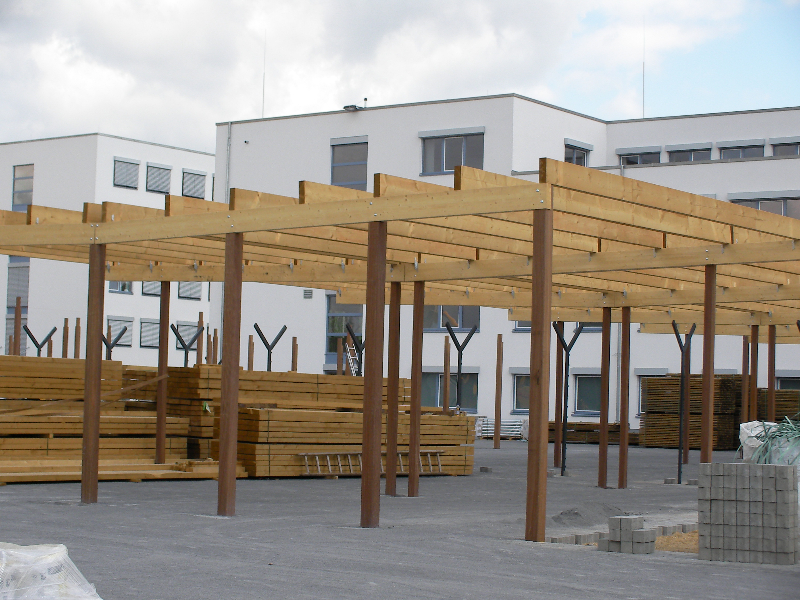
(599, 307, 611, 489)
(385, 281, 401, 497)
(525, 209, 553, 542)
(618, 307, 630, 489)
(408, 280, 424, 498)
(768, 325, 776, 422)
(361, 221, 387, 528)
(13, 297, 20, 356)
(701, 265, 716, 464)
(554, 321, 564, 469)
(218, 232, 243, 517)
(741, 336, 750, 423)
(102, 202, 165, 222)
(494, 334, 503, 450)
(166, 194, 228, 216)
(750, 325, 759, 421)
(639, 322, 800, 342)
(81, 243, 105, 503)
(156, 281, 170, 464)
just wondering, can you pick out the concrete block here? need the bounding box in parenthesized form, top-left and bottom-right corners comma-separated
(608, 516, 622, 531)
(763, 526, 777, 540)
(699, 511, 711, 525)
(778, 502, 797, 516)
(559, 535, 576, 544)
(763, 464, 777, 479)
(776, 552, 796, 565)
(698, 486, 711, 500)
(699, 546, 712, 561)
(712, 524, 724, 537)
(712, 548, 724, 561)
(749, 486, 762, 502)
(750, 529, 763, 546)
(723, 537, 737, 550)
(737, 513, 749, 527)
(620, 516, 644, 531)
(699, 534, 709, 549)
(712, 463, 725, 477)
(633, 529, 657, 543)
(764, 537, 777, 553)
(683, 523, 698, 533)
(723, 487, 736, 501)
(597, 531, 607, 540)
(750, 475, 762, 489)
(764, 513, 777, 528)
(687, 478, 698, 486)
(632, 541, 654, 555)
(736, 487, 749, 502)
(763, 488, 777, 503)
(762, 551, 777, 565)
(736, 537, 749, 551)
(737, 502, 750, 515)
(711, 486, 724, 500)
(699, 463, 712, 476)
(664, 477, 677, 484)
(777, 539, 795, 553)
(597, 539, 609, 552)
(608, 529, 621, 542)
(738, 464, 751, 478)
(777, 489, 798, 504)
(621, 541, 633, 554)
(607, 540, 621, 553)
(723, 463, 737, 478)
(724, 549, 737, 562)
(736, 550, 749, 563)
(776, 478, 794, 491)
(574, 533, 596, 545)
(698, 523, 711, 537)
(724, 525, 737, 538)
(749, 502, 763, 516)
(750, 551, 763, 564)
(777, 514, 796, 529)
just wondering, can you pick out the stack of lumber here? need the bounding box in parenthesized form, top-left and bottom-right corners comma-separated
(547, 422, 639, 446)
(639, 375, 741, 450)
(0, 355, 122, 401)
(757, 389, 800, 421)
(212, 407, 474, 477)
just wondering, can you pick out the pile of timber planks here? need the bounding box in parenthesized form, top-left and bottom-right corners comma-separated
(639, 375, 741, 450)
(0, 355, 122, 401)
(212, 407, 475, 477)
(757, 389, 800, 421)
(547, 421, 639, 446)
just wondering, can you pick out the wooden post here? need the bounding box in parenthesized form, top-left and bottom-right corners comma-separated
(442, 336, 451, 411)
(385, 281, 401, 497)
(47, 338, 53, 357)
(291, 337, 298, 372)
(13, 297, 21, 355)
(247, 335, 254, 371)
(750, 325, 759, 421)
(81, 244, 106, 504)
(408, 280, 424, 498)
(6, 335, 11, 356)
(106, 324, 112, 360)
(74, 317, 81, 359)
(599, 307, 611, 489)
(212, 329, 219, 364)
(741, 336, 750, 423)
(336, 337, 343, 375)
(525, 208, 552, 542)
(206, 332, 212, 364)
(554, 321, 564, 469)
(196, 312, 204, 367)
(682, 334, 691, 465)
(618, 308, 630, 489)
(218, 232, 243, 517)
(768, 325, 776, 422)
(156, 281, 170, 464)
(493, 334, 503, 449)
(62, 318, 70, 358)
(701, 265, 716, 464)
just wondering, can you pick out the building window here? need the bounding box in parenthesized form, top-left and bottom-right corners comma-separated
(620, 152, 660, 165)
(578, 321, 602, 333)
(146, 164, 171, 194)
(182, 170, 206, 199)
(732, 198, 800, 219)
(778, 377, 800, 390)
(513, 374, 530, 412)
(421, 372, 479, 412)
(669, 149, 711, 162)
(773, 143, 800, 157)
(331, 142, 368, 191)
(142, 281, 161, 296)
(174, 320, 200, 350)
(514, 320, 531, 331)
(423, 305, 480, 331)
(720, 146, 764, 160)
(107, 316, 134, 347)
(177, 281, 202, 300)
(6, 257, 30, 355)
(565, 146, 587, 166)
(12, 164, 33, 209)
(574, 374, 601, 414)
(109, 281, 133, 294)
(325, 294, 362, 362)
(422, 134, 483, 175)
(140, 319, 160, 349)
(637, 375, 665, 414)
(113, 158, 139, 189)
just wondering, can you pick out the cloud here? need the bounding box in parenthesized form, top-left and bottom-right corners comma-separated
(0, 0, 760, 150)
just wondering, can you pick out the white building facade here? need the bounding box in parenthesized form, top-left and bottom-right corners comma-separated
(214, 94, 800, 428)
(1, 133, 217, 367)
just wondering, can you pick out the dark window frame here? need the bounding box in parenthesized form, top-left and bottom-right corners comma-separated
(325, 293, 363, 364)
(331, 142, 368, 191)
(669, 149, 711, 163)
(773, 143, 800, 157)
(720, 145, 764, 160)
(421, 133, 484, 175)
(113, 159, 139, 189)
(574, 374, 601, 416)
(422, 305, 480, 332)
(108, 281, 134, 294)
(620, 152, 660, 165)
(565, 145, 588, 166)
(512, 374, 530, 414)
(421, 371, 479, 413)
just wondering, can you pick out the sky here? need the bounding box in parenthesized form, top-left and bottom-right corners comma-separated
(0, 0, 798, 153)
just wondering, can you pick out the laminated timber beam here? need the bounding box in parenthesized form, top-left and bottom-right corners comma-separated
(640, 322, 800, 342)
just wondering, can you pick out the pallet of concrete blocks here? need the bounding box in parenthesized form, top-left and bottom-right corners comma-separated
(597, 516, 657, 554)
(698, 462, 798, 564)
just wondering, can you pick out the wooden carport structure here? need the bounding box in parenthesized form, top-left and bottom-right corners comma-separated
(2, 159, 800, 541)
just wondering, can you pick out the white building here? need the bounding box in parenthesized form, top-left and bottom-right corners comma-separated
(1, 133, 217, 366)
(213, 94, 800, 427)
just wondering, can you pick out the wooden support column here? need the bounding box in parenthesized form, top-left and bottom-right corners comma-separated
(247, 335, 254, 371)
(217, 232, 243, 517)
(701, 265, 716, 464)
(618, 307, 630, 489)
(291, 337, 298, 372)
(385, 281, 401, 497)
(553, 321, 564, 469)
(525, 209, 552, 542)
(682, 335, 692, 465)
(13, 297, 21, 355)
(494, 334, 503, 449)
(768, 325, 776, 422)
(156, 281, 170, 464)
(62, 318, 69, 358)
(212, 329, 219, 364)
(741, 336, 750, 423)
(336, 338, 343, 375)
(47, 339, 53, 357)
(206, 332, 212, 364)
(361, 221, 387, 528)
(442, 337, 451, 411)
(598, 307, 611, 489)
(408, 280, 424, 498)
(196, 312, 204, 367)
(750, 325, 759, 422)
(74, 318, 81, 359)
(81, 244, 106, 504)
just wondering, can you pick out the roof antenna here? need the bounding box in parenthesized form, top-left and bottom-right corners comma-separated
(363, 97, 368, 109)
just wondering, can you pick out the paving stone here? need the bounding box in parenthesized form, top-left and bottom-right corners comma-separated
(597, 539, 609, 552)
(607, 540, 621, 553)
(621, 541, 633, 554)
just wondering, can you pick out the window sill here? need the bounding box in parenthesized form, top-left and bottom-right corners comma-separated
(512, 328, 531, 333)
(108, 290, 133, 295)
(572, 411, 600, 417)
(113, 184, 137, 190)
(177, 296, 202, 301)
(146, 188, 170, 194)
(420, 171, 454, 177)
(510, 409, 529, 415)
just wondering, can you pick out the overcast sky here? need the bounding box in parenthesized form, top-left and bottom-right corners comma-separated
(1, 0, 798, 152)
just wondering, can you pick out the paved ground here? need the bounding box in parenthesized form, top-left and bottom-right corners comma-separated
(2, 441, 798, 599)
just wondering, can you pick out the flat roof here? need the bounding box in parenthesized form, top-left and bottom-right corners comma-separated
(0, 132, 213, 156)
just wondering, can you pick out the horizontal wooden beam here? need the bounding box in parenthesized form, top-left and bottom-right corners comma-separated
(640, 322, 800, 343)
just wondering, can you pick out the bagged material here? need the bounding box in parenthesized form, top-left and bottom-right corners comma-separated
(0, 543, 102, 599)
(740, 418, 800, 466)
